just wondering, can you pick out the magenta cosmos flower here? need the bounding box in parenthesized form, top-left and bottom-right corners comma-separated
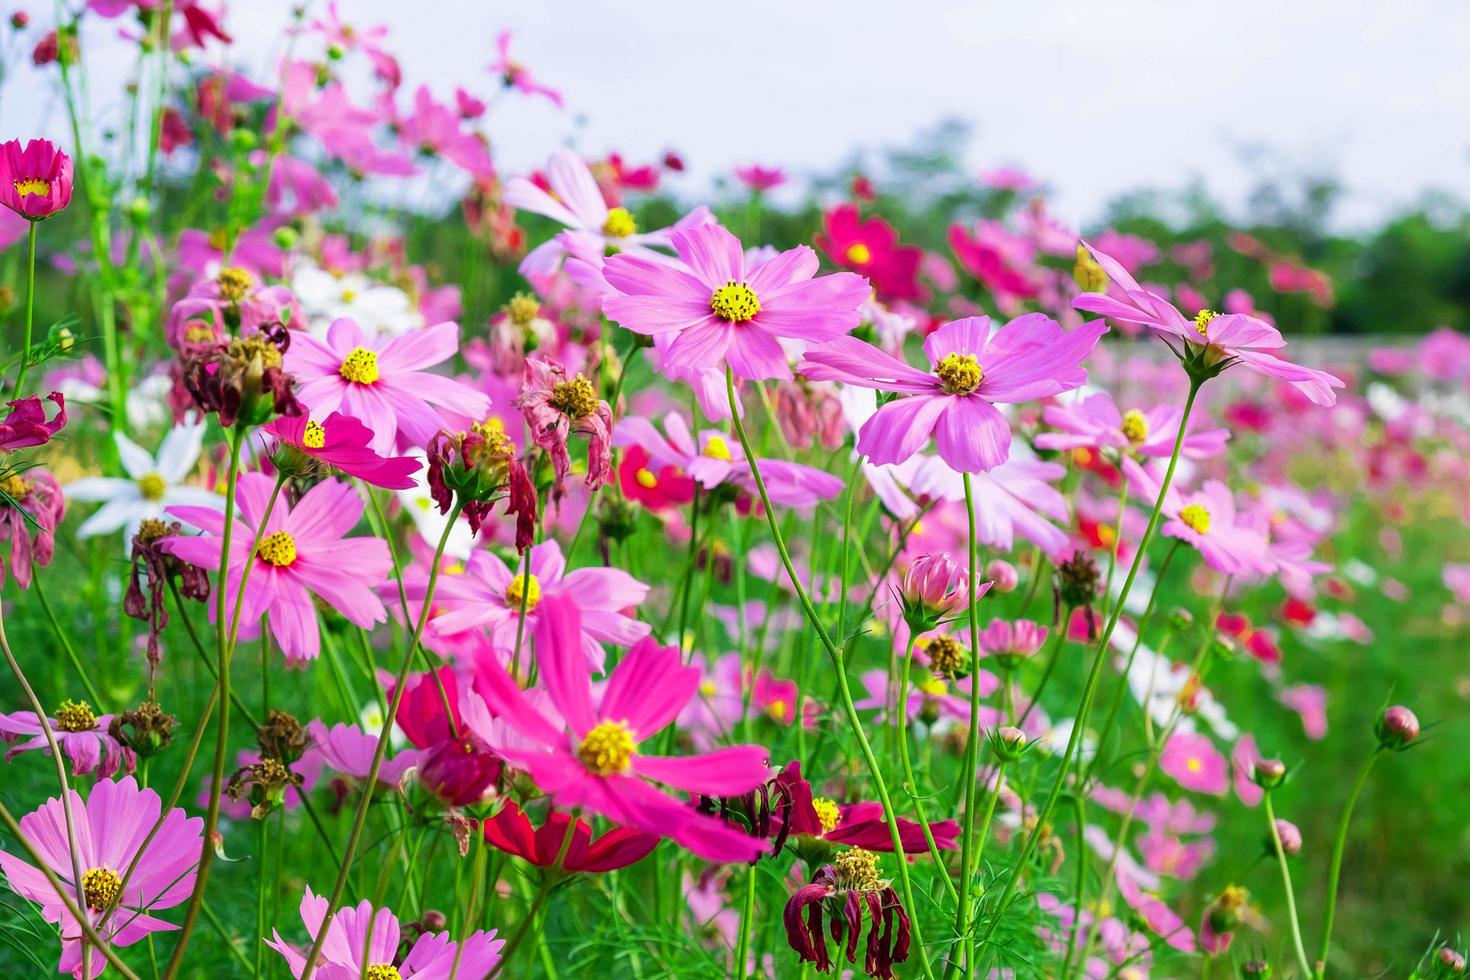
(0, 776, 203, 978)
(1159, 732, 1229, 795)
(268, 886, 502, 978)
(1123, 459, 1273, 578)
(1037, 391, 1228, 461)
(602, 222, 871, 382)
(261, 411, 422, 489)
(424, 540, 649, 667)
(0, 392, 67, 451)
(0, 699, 133, 777)
(488, 30, 563, 107)
(1074, 241, 1344, 406)
(801, 314, 1107, 472)
(474, 596, 772, 863)
(285, 317, 490, 454)
(0, 139, 73, 219)
(306, 720, 421, 791)
(162, 473, 391, 661)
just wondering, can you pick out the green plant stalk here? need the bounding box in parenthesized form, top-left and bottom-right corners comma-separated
(297, 501, 464, 980)
(734, 862, 758, 980)
(12, 220, 36, 398)
(896, 636, 959, 901)
(32, 573, 104, 705)
(1265, 792, 1313, 978)
(975, 377, 1203, 954)
(724, 365, 935, 980)
(952, 472, 986, 978)
(1314, 747, 1382, 978)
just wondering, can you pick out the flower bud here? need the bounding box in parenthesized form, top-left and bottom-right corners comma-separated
(1375, 705, 1419, 750)
(989, 725, 1029, 762)
(272, 226, 299, 251)
(1270, 818, 1301, 857)
(1168, 607, 1195, 632)
(420, 909, 448, 932)
(1206, 884, 1248, 934)
(984, 559, 1018, 594)
(418, 736, 501, 807)
(1252, 758, 1287, 789)
(11, 11, 29, 29)
(1437, 946, 1466, 975)
(1239, 962, 1273, 979)
(898, 554, 967, 634)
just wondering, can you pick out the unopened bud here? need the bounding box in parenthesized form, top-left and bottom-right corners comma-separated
(1252, 758, 1287, 789)
(1437, 946, 1466, 975)
(420, 909, 448, 932)
(1270, 818, 1301, 857)
(990, 725, 1029, 762)
(985, 559, 1018, 594)
(1239, 962, 1273, 979)
(1375, 705, 1420, 751)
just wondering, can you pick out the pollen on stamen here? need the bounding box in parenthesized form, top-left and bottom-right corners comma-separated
(338, 347, 380, 385)
(1121, 410, 1149, 444)
(934, 352, 983, 395)
(257, 531, 298, 567)
(303, 420, 326, 449)
(505, 572, 541, 612)
(709, 281, 761, 323)
(602, 207, 637, 238)
(1193, 309, 1219, 336)
(1179, 504, 1211, 535)
(577, 719, 637, 775)
(811, 797, 841, 835)
(702, 436, 733, 461)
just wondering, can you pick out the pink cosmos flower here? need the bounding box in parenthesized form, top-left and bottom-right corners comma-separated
(398, 86, 495, 178)
(603, 222, 870, 382)
(0, 776, 203, 978)
(0, 466, 64, 590)
(1159, 732, 1229, 795)
(1278, 684, 1328, 740)
(0, 700, 134, 777)
(285, 317, 491, 454)
(1038, 391, 1228, 460)
(977, 619, 1049, 662)
(267, 886, 502, 978)
(425, 540, 649, 668)
(261, 411, 421, 489)
(908, 454, 1073, 559)
(800, 314, 1107, 472)
(165, 267, 300, 350)
(488, 30, 563, 106)
(473, 596, 772, 863)
(1074, 241, 1344, 406)
(1230, 734, 1265, 807)
(0, 392, 67, 451)
(733, 164, 786, 192)
(1123, 459, 1273, 578)
(0, 139, 73, 219)
(162, 473, 391, 661)
(855, 669, 1001, 729)
(306, 720, 421, 790)
(613, 412, 844, 509)
(515, 354, 613, 493)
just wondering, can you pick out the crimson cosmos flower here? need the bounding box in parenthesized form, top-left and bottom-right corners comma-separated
(482, 801, 660, 873)
(0, 139, 73, 219)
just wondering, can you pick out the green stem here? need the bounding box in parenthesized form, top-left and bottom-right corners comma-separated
(12, 220, 36, 397)
(724, 365, 935, 980)
(32, 573, 104, 705)
(896, 637, 959, 901)
(1265, 793, 1313, 978)
(952, 473, 985, 977)
(734, 861, 758, 979)
(1314, 748, 1381, 978)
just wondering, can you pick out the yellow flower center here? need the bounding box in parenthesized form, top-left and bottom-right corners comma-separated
(702, 436, 732, 461)
(1, 474, 31, 500)
(82, 866, 123, 912)
(338, 347, 380, 385)
(256, 531, 298, 567)
(505, 572, 541, 612)
(832, 847, 882, 892)
(303, 420, 326, 449)
(549, 374, 599, 420)
(1194, 309, 1218, 336)
(577, 719, 637, 775)
(137, 472, 167, 501)
(935, 352, 983, 395)
(1121, 410, 1149, 445)
(919, 677, 948, 698)
(216, 266, 254, 303)
(709, 281, 761, 323)
(1073, 244, 1108, 293)
(14, 178, 51, 198)
(698, 680, 717, 698)
(1186, 757, 1202, 773)
(634, 468, 658, 489)
(767, 699, 789, 722)
(339, 288, 358, 303)
(811, 797, 841, 834)
(845, 242, 872, 265)
(506, 292, 540, 328)
(602, 207, 637, 238)
(55, 699, 97, 732)
(364, 966, 402, 980)
(1179, 504, 1211, 535)
(925, 635, 966, 676)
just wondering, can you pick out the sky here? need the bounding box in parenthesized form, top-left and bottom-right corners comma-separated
(8, 0, 1470, 230)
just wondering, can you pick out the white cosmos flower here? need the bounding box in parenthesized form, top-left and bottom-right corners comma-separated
(65, 419, 223, 543)
(291, 260, 422, 339)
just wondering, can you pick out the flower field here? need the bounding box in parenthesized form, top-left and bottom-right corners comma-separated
(0, 5, 1467, 979)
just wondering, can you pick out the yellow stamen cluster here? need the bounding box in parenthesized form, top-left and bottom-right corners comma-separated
(55, 699, 97, 732)
(766, 699, 789, 722)
(303, 420, 326, 449)
(82, 866, 122, 911)
(832, 847, 882, 893)
(338, 347, 380, 385)
(925, 635, 967, 677)
(15, 178, 51, 198)
(602, 207, 637, 238)
(1073, 244, 1109, 293)
(216, 266, 254, 303)
(365, 965, 402, 980)
(1179, 504, 1211, 535)
(634, 468, 658, 489)
(504, 572, 541, 612)
(505, 292, 541, 328)
(1120, 410, 1149, 445)
(935, 352, 983, 395)
(811, 797, 841, 835)
(549, 374, 599, 420)
(184, 321, 217, 345)
(709, 282, 761, 323)
(0, 474, 31, 500)
(257, 531, 298, 567)
(918, 677, 948, 698)
(577, 719, 637, 775)
(229, 335, 283, 371)
(136, 518, 170, 544)
(137, 472, 167, 501)
(702, 436, 733, 461)
(1193, 309, 1218, 336)
(845, 242, 872, 265)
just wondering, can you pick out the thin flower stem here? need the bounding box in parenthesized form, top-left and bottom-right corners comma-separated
(32, 573, 104, 706)
(1059, 794, 1089, 977)
(11, 220, 37, 398)
(953, 472, 985, 978)
(1264, 793, 1313, 978)
(724, 365, 936, 980)
(896, 636, 960, 902)
(489, 818, 579, 978)
(734, 861, 758, 980)
(1314, 747, 1382, 978)
(297, 501, 464, 980)
(1014, 608, 1070, 733)
(974, 377, 1204, 954)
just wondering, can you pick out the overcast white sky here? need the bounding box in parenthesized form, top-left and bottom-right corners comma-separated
(7, 0, 1469, 230)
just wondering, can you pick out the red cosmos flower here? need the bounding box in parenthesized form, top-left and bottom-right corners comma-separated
(482, 801, 659, 872)
(0, 392, 65, 451)
(778, 762, 959, 854)
(617, 445, 695, 510)
(0, 139, 73, 220)
(947, 221, 1040, 301)
(815, 204, 923, 302)
(784, 849, 911, 979)
(262, 411, 422, 490)
(1279, 597, 1316, 628)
